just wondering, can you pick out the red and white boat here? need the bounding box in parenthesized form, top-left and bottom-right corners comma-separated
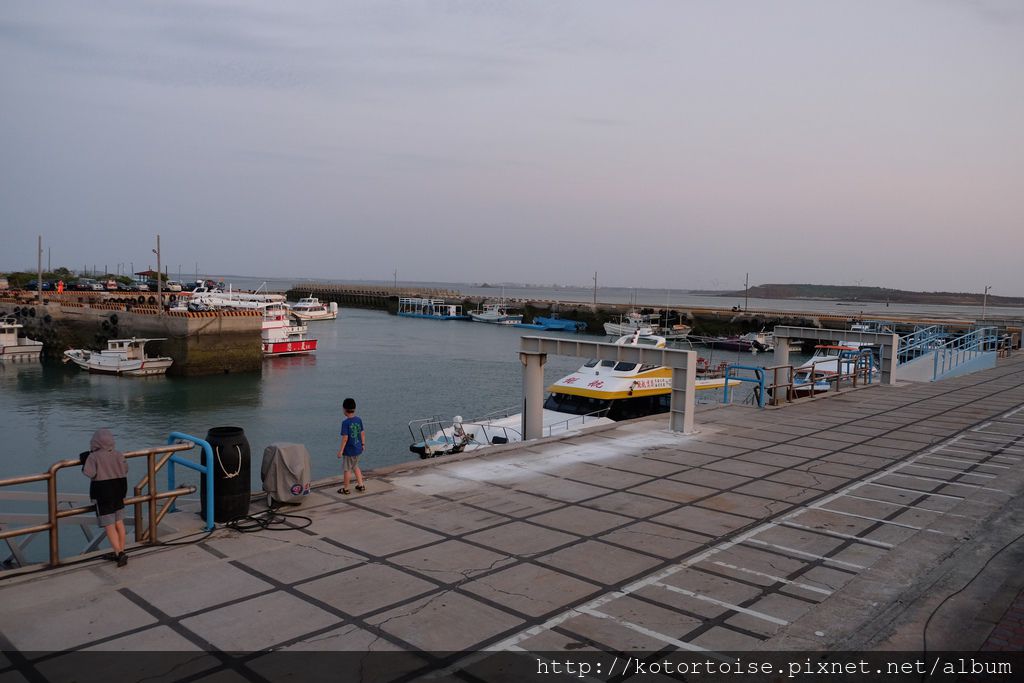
(261, 304, 317, 356)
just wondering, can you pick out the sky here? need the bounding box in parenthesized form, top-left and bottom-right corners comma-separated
(1, 0, 1022, 294)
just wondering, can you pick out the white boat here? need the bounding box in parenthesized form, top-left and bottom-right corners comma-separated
(398, 297, 469, 320)
(262, 303, 317, 356)
(603, 311, 661, 336)
(0, 317, 43, 361)
(63, 338, 173, 376)
(789, 344, 875, 397)
(288, 296, 338, 321)
(188, 285, 286, 311)
(469, 301, 523, 325)
(408, 332, 740, 458)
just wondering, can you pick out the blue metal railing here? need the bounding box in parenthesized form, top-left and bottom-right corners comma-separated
(933, 327, 999, 380)
(897, 325, 948, 365)
(723, 365, 766, 408)
(166, 432, 215, 531)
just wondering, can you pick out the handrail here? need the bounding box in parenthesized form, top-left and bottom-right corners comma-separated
(933, 327, 999, 379)
(166, 432, 215, 532)
(723, 365, 766, 408)
(0, 439, 200, 568)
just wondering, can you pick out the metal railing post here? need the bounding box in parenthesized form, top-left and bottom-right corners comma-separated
(47, 471, 59, 567)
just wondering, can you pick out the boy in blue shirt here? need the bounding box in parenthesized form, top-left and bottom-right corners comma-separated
(336, 397, 366, 494)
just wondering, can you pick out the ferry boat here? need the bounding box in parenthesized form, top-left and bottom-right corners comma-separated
(63, 338, 173, 376)
(0, 317, 43, 361)
(408, 333, 740, 458)
(262, 304, 317, 356)
(398, 297, 469, 320)
(469, 301, 523, 325)
(288, 296, 338, 321)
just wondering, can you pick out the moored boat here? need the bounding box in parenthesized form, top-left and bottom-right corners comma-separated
(700, 330, 774, 353)
(262, 304, 317, 356)
(63, 338, 173, 376)
(288, 296, 338, 321)
(603, 311, 660, 336)
(398, 298, 469, 320)
(408, 332, 740, 458)
(469, 301, 523, 325)
(0, 317, 43, 361)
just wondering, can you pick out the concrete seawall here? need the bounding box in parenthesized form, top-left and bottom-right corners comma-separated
(0, 299, 262, 376)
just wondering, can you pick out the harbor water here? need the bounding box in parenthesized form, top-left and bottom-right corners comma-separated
(1, 307, 799, 496)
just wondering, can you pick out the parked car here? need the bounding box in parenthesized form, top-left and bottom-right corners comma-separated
(24, 280, 55, 291)
(128, 282, 150, 291)
(73, 278, 104, 291)
(165, 280, 183, 292)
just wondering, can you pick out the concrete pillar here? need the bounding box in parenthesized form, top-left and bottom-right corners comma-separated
(773, 336, 791, 368)
(520, 351, 547, 440)
(880, 333, 899, 385)
(669, 353, 697, 433)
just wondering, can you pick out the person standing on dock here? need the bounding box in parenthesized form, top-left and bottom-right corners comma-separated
(81, 428, 129, 567)
(336, 397, 366, 495)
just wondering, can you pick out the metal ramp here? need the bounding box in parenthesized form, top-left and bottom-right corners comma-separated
(896, 326, 1001, 381)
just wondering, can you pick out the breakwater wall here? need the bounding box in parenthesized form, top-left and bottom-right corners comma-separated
(0, 296, 262, 376)
(287, 283, 988, 337)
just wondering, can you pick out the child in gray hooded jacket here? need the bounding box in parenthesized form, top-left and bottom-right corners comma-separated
(83, 428, 129, 567)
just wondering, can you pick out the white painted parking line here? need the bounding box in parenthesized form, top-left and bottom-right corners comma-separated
(841, 493, 971, 518)
(651, 583, 789, 625)
(920, 454, 1010, 470)
(882, 471, 1005, 491)
(579, 607, 711, 651)
(900, 463, 996, 479)
(861, 482, 964, 501)
(779, 521, 894, 549)
(709, 560, 832, 596)
(810, 506, 942, 533)
(743, 539, 867, 570)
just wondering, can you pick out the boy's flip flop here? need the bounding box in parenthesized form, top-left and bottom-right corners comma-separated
(355, 485, 365, 492)
(338, 488, 350, 495)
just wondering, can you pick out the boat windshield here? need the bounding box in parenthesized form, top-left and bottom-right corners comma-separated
(544, 393, 612, 416)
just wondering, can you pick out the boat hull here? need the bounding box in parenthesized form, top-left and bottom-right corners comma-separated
(263, 339, 318, 356)
(64, 354, 172, 376)
(0, 344, 43, 361)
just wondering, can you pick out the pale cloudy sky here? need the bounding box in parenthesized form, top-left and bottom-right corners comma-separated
(1, 0, 1022, 293)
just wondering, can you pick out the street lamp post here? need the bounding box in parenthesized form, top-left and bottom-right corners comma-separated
(982, 285, 992, 321)
(152, 235, 162, 315)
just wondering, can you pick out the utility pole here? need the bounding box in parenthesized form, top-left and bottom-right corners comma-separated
(592, 271, 598, 306)
(152, 235, 163, 315)
(744, 272, 749, 312)
(37, 236, 43, 304)
(982, 285, 992, 321)
(394, 268, 398, 289)
(47, 248, 51, 272)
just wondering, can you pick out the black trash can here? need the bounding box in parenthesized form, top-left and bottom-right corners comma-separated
(202, 426, 251, 523)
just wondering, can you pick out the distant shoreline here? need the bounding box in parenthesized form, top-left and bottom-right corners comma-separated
(692, 284, 1024, 308)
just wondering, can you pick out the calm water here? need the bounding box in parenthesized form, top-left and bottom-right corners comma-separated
(5, 309, 776, 493)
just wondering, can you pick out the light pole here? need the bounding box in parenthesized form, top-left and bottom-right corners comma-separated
(982, 285, 992, 321)
(152, 235, 162, 315)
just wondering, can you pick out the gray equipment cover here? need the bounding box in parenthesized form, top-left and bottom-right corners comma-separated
(261, 442, 312, 504)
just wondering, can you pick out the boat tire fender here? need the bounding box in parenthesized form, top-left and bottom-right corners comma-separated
(109, 314, 118, 325)
(137, 295, 146, 304)
(101, 320, 109, 330)
(44, 315, 52, 323)
(147, 296, 156, 305)
(28, 307, 35, 317)
(169, 295, 176, 303)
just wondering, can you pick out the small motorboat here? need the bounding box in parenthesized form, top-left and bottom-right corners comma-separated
(0, 317, 43, 361)
(469, 301, 523, 325)
(603, 311, 660, 336)
(63, 338, 173, 376)
(288, 296, 339, 322)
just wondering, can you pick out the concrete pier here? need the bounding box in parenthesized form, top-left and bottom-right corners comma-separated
(0, 298, 262, 375)
(2, 352, 1023, 673)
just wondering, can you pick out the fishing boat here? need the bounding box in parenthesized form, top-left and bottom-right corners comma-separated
(288, 296, 339, 321)
(700, 330, 774, 353)
(0, 317, 43, 361)
(603, 311, 660, 336)
(514, 316, 587, 332)
(397, 298, 469, 320)
(63, 338, 173, 376)
(262, 304, 317, 356)
(408, 332, 740, 458)
(468, 301, 523, 325)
